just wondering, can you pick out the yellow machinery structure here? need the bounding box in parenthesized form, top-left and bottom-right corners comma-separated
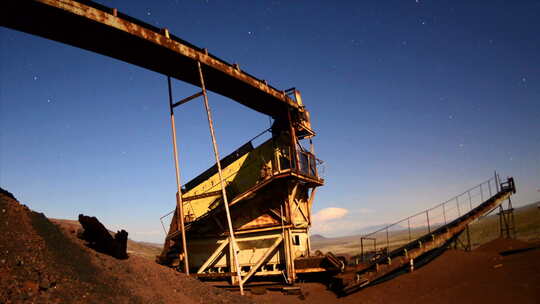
(0, 0, 339, 291)
(157, 89, 343, 286)
(3, 1, 517, 296)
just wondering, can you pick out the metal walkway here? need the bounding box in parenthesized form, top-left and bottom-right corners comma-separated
(334, 176, 516, 296)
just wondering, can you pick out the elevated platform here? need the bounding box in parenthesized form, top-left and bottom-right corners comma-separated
(157, 131, 325, 284)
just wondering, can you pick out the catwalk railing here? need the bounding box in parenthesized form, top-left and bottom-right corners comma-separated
(359, 174, 501, 262)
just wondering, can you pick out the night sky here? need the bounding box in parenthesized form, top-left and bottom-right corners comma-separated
(1, 0, 539, 240)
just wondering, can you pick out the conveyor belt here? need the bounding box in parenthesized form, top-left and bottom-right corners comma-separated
(1, 0, 300, 119)
(334, 177, 516, 296)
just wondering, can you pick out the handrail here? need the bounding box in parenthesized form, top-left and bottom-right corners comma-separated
(344, 176, 515, 295)
(159, 131, 322, 235)
(362, 177, 496, 238)
(357, 173, 509, 263)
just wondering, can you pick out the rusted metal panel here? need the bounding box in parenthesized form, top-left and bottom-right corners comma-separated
(238, 214, 280, 230)
(1, 0, 301, 119)
(182, 190, 221, 202)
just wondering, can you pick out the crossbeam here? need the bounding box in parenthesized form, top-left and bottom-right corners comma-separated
(241, 236, 283, 285)
(197, 238, 230, 274)
(182, 190, 221, 202)
(172, 91, 203, 108)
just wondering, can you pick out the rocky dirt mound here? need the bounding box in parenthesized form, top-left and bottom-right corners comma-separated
(50, 218, 162, 260)
(0, 188, 253, 304)
(475, 237, 534, 253)
(249, 238, 540, 303)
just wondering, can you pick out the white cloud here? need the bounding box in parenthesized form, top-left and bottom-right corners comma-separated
(312, 207, 349, 222)
(310, 207, 380, 237)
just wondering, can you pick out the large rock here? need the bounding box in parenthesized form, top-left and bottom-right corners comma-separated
(78, 214, 128, 259)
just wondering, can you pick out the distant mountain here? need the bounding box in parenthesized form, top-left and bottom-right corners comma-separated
(310, 224, 409, 245)
(138, 241, 163, 248)
(310, 234, 328, 242)
(354, 223, 407, 235)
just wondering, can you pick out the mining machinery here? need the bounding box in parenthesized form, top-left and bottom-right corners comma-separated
(2, 0, 518, 295)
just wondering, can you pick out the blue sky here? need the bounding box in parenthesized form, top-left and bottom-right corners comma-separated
(1, 0, 539, 241)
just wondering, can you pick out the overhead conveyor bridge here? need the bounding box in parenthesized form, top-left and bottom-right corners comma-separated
(1, 0, 314, 132)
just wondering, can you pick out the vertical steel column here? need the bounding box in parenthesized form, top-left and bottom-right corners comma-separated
(509, 197, 516, 238)
(498, 205, 504, 238)
(426, 210, 431, 233)
(287, 109, 300, 171)
(385, 227, 390, 251)
(465, 224, 471, 251)
(442, 202, 447, 224)
(494, 171, 499, 192)
(167, 76, 189, 275)
(280, 204, 290, 281)
(197, 62, 244, 295)
(480, 184, 484, 202)
(456, 197, 461, 216)
(284, 183, 297, 283)
(360, 238, 364, 262)
(407, 218, 412, 241)
(284, 108, 298, 284)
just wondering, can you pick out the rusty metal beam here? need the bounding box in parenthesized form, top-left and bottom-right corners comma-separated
(172, 91, 203, 108)
(1, 0, 300, 119)
(295, 267, 327, 274)
(197, 238, 230, 274)
(167, 76, 189, 275)
(198, 61, 244, 295)
(182, 190, 221, 202)
(188, 224, 294, 239)
(307, 187, 317, 225)
(192, 272, 236, 278)
(240, 235, 283, 285)
(268, 208, 288, 224)
(293, 198, 309, 224)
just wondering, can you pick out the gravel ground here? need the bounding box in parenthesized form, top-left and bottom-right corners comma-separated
(0, 188, 253, 304)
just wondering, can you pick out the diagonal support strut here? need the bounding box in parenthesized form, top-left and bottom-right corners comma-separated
(197, 61, 244, 295)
